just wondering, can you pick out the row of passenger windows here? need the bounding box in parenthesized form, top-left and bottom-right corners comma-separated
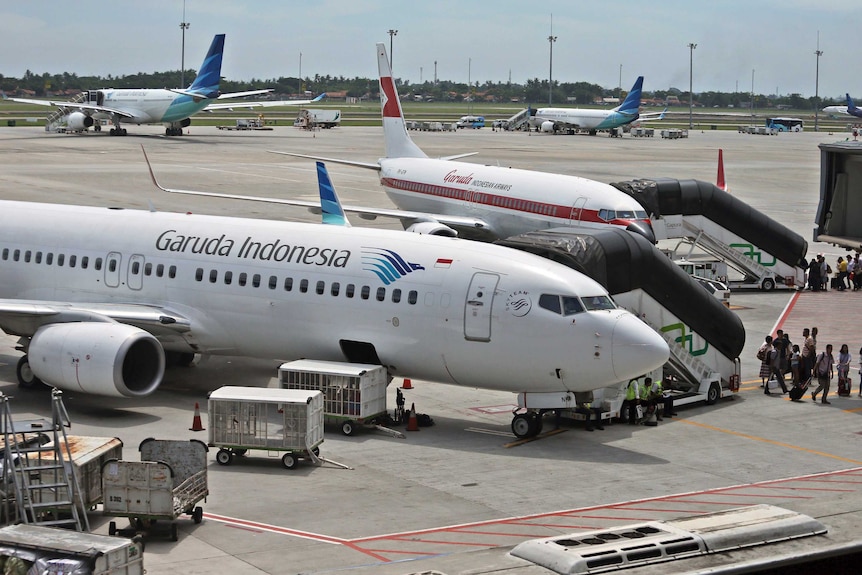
(194, 267, 420, 304)
(1, 248, 178, 279)
(400, 180, 558, 217)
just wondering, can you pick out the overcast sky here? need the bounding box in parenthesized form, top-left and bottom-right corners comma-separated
(0, 1, 855, 100)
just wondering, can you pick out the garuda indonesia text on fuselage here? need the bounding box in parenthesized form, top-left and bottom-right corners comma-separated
(2, 34, 324, 136)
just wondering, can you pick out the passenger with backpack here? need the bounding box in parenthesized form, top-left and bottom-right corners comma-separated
(811, 344, 834, 405)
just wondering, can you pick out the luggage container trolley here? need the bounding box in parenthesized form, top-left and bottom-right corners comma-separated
(208, 386, 325, 470)
(277, 359, 392, 436)
(102, 438, 209, 542)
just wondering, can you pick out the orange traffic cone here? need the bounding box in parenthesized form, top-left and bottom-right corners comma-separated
(189, 402, 205, 431)
(401, 378, 413, 389)
(406, 403, 420, 432)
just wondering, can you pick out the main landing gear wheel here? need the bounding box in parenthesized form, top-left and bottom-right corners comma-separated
(16, 356, 43, 389)
(512, 412, 541, 439)
(109, 128, 127, 136)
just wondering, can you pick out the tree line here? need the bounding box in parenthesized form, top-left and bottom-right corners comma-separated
(0, 69, 832, 110)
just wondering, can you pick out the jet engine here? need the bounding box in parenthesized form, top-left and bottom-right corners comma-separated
(405, 221, 458, 237)
(28, 323, 165, 397)
(66, 112, 94, 132)
(540, 121, 557, 133)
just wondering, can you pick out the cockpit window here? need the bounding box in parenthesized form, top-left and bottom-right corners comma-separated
(599, 209, 649, 221)
(539, 293, 562, 314)
(582, 295, 616, 310)
(598, 209, 613, 221)
(539, 294, 586, 316)
(562, 296, 584, 315)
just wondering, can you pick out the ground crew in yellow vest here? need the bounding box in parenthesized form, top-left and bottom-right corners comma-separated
(621, 379, 640, 424)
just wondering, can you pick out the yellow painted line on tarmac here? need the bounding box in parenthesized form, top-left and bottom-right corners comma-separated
(679, 419, 862, 465)
(504, 427, 567, 448)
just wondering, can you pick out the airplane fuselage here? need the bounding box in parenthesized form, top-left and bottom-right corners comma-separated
(0, 201, 667, 395)
(529, 108, 639, 131)
(377, 157, 652, 241)
(93, 89, 211, 125)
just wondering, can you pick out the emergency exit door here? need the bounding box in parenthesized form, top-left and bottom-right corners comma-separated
(464, 272, 499, 342)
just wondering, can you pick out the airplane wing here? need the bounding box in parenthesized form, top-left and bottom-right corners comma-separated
(141, 146, 493, 238)
(1, 96, 136, 118)
(204, 93, 326, 111)
(0, 300, 191, 339)
(637, 108, 667, 122)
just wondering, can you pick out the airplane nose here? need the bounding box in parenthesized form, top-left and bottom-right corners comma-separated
(626, 220, 656, 244)
(611, 313, 669, 381)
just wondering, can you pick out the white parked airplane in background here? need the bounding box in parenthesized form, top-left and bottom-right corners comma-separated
(263, 43, 656, 244)
(822, 93, 862, 119)
(0, 158, 667, 438)
(1, 34, 324, 136)
(527, 76, 665, 135)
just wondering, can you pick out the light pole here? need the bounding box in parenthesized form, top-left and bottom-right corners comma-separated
(688, 42, 697, 129)
(388, 29, 398, 70)
(548, 15, 557, 106)
(815, 32, 823, 132)
(298, 52, 302, 95)
(179, 0, 190, 88)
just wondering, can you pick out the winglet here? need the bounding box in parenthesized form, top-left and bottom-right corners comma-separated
(316, 162, 351, 227)
(312, 93, 326, 102)
(141, 145, 169, 192)
(186, 34, 225, 98)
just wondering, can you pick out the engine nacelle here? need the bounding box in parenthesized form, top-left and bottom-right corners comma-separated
(66, 112, 94, 132)
(541, 121, 558, 133)
(28, 323, 165, 397)
(405, 221, 458, 237)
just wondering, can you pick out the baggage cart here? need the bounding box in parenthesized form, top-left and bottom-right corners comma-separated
(102, 438, 208, 542)
(32, 435, 123, 513)
(277, 360, 390, 436)
(208, 386, 324, 469)
(0, 523, 143, 574)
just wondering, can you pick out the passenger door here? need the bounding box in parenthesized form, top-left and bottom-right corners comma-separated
(464, 272, 499, 342)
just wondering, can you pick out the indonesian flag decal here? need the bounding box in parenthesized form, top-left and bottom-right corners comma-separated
(380, 75, 402, 119)
(435, 258, 453, 268)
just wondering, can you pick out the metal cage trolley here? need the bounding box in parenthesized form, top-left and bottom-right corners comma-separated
(102, 438, 209, 542)
(207, 386, 324, 470)
(278, 360, 389, 436)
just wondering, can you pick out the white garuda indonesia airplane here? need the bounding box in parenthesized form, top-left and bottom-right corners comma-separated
(1, 34, 324, 137)
(527, 76, 666, 135)
(256, 43, 656, 244)
(0, 158, 667, 436)
(822, 93, 862, 119)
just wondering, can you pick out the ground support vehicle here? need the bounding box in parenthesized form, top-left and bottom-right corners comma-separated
(208, 386, 325, 469)
(277, 360, 399, 437)
(102, 439, 208, 542)
(0, 524, 143, 575)
(293, 109, 341, 129)
(216, 118, 272, 131)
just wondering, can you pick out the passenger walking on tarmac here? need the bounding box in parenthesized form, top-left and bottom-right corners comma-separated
(621, 379, 640, 424)
(801, 328, 816, 382)
(854, 255, 862, 290)
(790, 344, 801, 386)
(807, 258, 821, 291)
(837, 344, 851, 392)
(575, 391, 604, 431)
(837, 257, 848, 291)
(858, 347, 862, 397)
(758, 335, 773, 388)
(819, 255, 830, 291)
(767, 344, 789, 395)
(811, 344, 835, 404)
